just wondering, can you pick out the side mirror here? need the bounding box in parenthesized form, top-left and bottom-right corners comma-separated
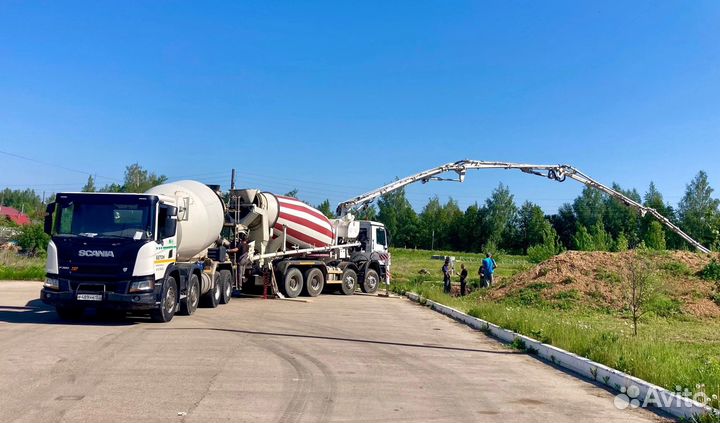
(44, 203, 55, 235)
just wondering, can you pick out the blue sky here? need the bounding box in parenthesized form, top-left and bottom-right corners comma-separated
(1, 1, 719, 213)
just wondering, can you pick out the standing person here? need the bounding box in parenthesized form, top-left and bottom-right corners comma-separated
(481, 253, 497, 288)
(227, 232, 250, 288)
(459, 263, 468, 296)
(442, 258, 452, 294)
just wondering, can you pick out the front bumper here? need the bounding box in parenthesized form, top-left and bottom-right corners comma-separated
(41, 283, 160, 311)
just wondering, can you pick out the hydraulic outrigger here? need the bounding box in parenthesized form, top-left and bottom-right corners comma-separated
(337, 160, 711, 254)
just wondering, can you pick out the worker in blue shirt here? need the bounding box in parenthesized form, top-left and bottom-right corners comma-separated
(480, 253, 497, 288)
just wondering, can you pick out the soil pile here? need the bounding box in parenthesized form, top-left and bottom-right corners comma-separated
(489, 251, 720, 318)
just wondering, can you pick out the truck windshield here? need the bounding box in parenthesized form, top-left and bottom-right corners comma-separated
(53, 195, 155, 240)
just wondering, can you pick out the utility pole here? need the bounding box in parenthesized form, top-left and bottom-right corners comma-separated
(431, 229, 435, 251)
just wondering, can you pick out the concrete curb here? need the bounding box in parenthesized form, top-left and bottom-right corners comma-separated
(404, 291, 718, 420)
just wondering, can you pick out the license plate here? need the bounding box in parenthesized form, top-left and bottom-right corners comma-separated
(77, 293, 103, 301)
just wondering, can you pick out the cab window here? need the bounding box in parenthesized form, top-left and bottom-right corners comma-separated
(376, 227, 387, 247)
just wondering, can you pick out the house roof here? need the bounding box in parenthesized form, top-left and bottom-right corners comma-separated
(0, 206, 32, 226)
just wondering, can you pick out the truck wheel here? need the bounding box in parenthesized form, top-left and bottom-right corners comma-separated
(282, 268, 303, 298)
(151, 276, 177, 323)
(362, 269, 380, 294)
(303, 268, 324, 297)
(219, 269, 232, 304)
(201, 273, 221, 308)
(56, 306, 84, 320)
(339, 268, 357, 295)
(180, 274, 200, 315)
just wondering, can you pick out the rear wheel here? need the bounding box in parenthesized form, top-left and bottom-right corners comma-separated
(282, 268, 303, 298)
(151, 276, 177, 323)
(339, 268, 357, 295)
(201, 273, 221, 308)
(362, 269, 380, 294)
(219, 269, 233, 304)
(180, 274, 200, 315)
(56, 305, 84, 320)
(303, 268, 324, 297)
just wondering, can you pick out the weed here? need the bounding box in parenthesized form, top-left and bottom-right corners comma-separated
(529, 328, 550, 344)
(661, 261, 692, 277)
(700, 260, 720, 281)
(510, 337, 527, 351)
(597, 269, 622, 284)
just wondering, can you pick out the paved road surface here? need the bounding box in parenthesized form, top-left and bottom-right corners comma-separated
(0, 281, 666, 423)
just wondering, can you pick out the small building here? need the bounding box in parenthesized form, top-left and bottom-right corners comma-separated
(0, 206, 31, 226)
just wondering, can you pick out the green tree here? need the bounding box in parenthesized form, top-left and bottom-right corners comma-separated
(573, 187, 606, 229)
(354, 205, 377, 221)
(590, 220, 612, 251)
(517, 201, 547, 253)
(572, 224, 594, 251)
(99, 163, 167, 193)
(483, 183, 517, 250)
(462, 203, 486, 252)
(550, 203, 576, 250)
(678, 171, 720, 249)
(641, 182, 681, 248)
(614, 231, 629, 252)
(81, 175, 97, 192)
(419, 196, 444, 250)
(604, 183, 641, 246)
(644, 221, 666, 250)
(315, 199, 335, 219)
(377, 188, 420, 248)
(527, 221, 563, 263)
(123, 163, 167, 193)
(622, 254, 659, 336)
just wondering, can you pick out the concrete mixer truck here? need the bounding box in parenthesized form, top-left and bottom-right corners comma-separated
(40, 180, 391, 322)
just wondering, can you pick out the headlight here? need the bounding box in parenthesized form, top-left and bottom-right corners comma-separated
(129, 279, 155, 293)
(44, 277, 59, 290)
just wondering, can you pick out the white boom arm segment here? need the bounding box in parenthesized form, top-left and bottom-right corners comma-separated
(337, 160, 711, 253)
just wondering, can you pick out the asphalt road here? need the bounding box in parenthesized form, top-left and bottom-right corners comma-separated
(0, 281, 666, 423)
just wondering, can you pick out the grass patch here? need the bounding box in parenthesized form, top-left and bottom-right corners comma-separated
(661, 261, 692, 277)
(0, 251, 45, 281)
(596, 269, 622, 284)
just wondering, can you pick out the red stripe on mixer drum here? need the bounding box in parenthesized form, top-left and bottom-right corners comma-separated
(276, 197, 330, 222)
(273, 224, 332, 247)
(277, 213, 333, 239)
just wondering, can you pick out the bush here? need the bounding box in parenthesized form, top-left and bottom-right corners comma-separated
(700, 260, 720, 281)
(646, 294, 682, 317)
(527, 244, 555, 263)
(15, 224, 50, 256)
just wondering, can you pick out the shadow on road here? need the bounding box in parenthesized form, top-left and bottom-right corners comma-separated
(149, 326, 519, 355)
(0, 298, 141, 326)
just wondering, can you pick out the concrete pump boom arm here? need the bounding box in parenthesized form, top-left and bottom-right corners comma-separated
(337, 160, 711, 253)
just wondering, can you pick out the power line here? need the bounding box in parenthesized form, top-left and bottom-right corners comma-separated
(0, 149, 121, 182)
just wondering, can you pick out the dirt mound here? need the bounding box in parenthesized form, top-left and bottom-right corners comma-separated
(489, 250, 720, 318)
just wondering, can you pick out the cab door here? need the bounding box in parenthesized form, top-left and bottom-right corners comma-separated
(373, 226, 389, 253)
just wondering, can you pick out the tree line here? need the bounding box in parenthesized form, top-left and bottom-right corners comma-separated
(313, 170, 720, 257)
(3, 165, 719, 256)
